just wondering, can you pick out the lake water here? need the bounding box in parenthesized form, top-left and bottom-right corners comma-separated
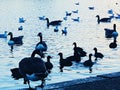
(0, 0, 120, 89)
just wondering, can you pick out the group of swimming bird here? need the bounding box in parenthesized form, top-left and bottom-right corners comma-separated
(0, 1, 119, 90)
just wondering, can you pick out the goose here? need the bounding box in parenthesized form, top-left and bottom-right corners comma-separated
(73, 42, 87, 57)
(10, 50, 47, 89)
(35, 32, 47, 52)
(71, 17, 80, 22)
(58, 52, 73, 72)
(83, 53, 94, 73)
(19, 17, 26, 23)
(93, 47, 104, 60)
(104, 24, 118, 38)
(109, 38, 117, 49)
(96, 15, 112, 24)
(45, 18, 62, 28)
(0, 31, 7, 38)
(62, 27, 67, 35)
(45, 56, 53, 73)
(8, 32, 24, 46)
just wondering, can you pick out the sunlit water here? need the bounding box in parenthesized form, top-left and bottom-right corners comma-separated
(0, 0, 120, 89)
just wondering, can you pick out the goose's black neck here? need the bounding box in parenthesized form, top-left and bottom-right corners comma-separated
(58, 53, 63, 60)
(39, 35, 43, 43)
(73, 42, 77, 48)
(113, 24, 116, 31)
(8, 32, 13, 40)
(47, 56, 51, 62)
(89, 54, 92, 61)
(46, 18, 49, 28)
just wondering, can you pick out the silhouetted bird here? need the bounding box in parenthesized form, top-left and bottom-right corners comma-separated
(109, 38, 117, 49)
(104, 24, 118, 38)
(45, 56, 53, 73)
(58, 52, 73, 72)
(96, 15, 112, 24)
(35, 32, 47, 52)
(46, 18, 62, 28)
(93, 47, 104, 60)
(10, 50, 47, 89)
(8, 32, 24, 46)
(73, 42, 87, 57)
(83, 53, 94, 73)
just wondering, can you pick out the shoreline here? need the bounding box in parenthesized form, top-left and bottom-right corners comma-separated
(36, 72, 120, 90)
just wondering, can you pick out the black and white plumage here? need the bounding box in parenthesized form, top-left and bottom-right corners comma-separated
(8, 32, 24, 46)
(46, 18, 62, 28)
(35, 32, 47, 52)
(73, 42, 87, 57)
(83, 53, 94, 73)
(45, 56, 53, 73)
(10, 50, 47, 89)
(109, 38, 117, 49)
(93, 47, 104, 60)
(104, 24, 118, 38)
(58, 52, 73, 72)
(96, 15, 112, 24)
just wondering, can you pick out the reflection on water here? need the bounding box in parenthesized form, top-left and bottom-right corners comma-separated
(0, 0, 120, 89)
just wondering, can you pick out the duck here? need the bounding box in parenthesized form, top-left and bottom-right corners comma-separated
(75, 2, 79, 5)
(35, 32, 47, 52)
(8, 32, 24, 46)
(10, 50, 47, 89)
(109, 38, 117, 49)
(72, 10, 78, 13)
(45, 18, 62, 28)
(19, 17, 26, 23)
(45, 56, 53, 73)
(104, 24, 118, 38)
(71, 17, 80, 22)
(62, 27, 67, 35)
(0, 31, 7, 38)
(66, 11, 72, 16)
(88, 6, 94, 10)
(83, 53, 94, 73)
(73, 42, 87, 57)
(63, 16, 67, 21)
(96, 15, 112, 24)
(58, 52, 73, 72)
(18, 26, 23, 31)
(39, 16, 46, 20)
(54, 26, 59, 32)
(93, 47, 104, 60)
(108, 9, 113, 14)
